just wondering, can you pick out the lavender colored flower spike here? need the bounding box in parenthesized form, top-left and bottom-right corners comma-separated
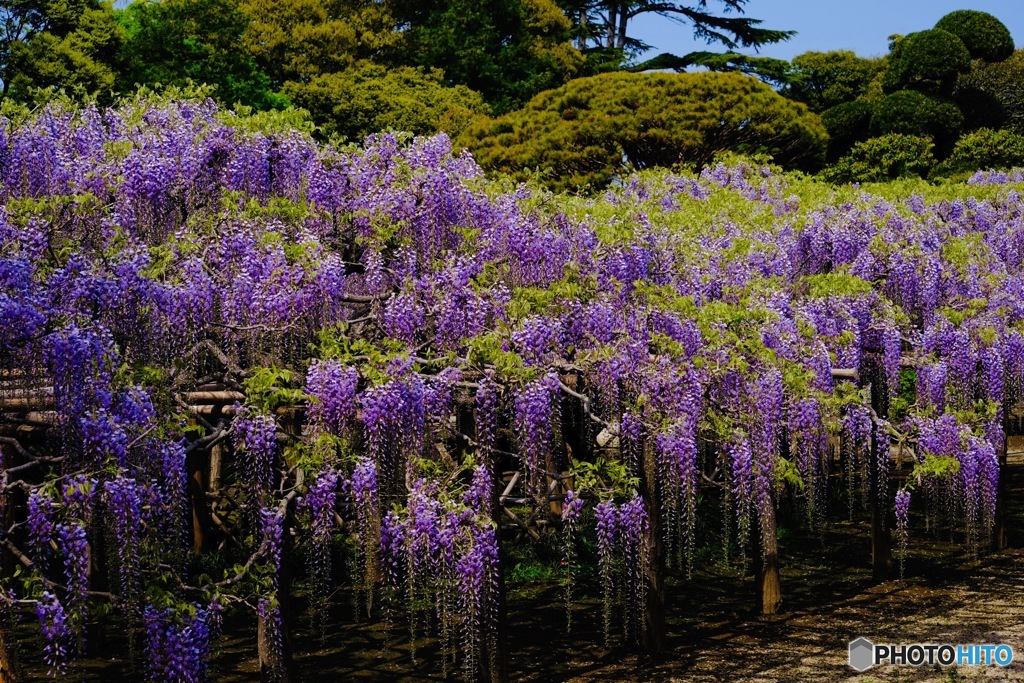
(894, 489, 911, 578)
(305, 359, 359, 436)
(36, 592, 71, 675)
(232, 409, 278, 517)
(514, 376, 559, 503)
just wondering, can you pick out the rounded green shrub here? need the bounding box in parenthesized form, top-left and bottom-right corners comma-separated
(870, 90, 964, 150)
(930, 128, 1024, 179)
(882, 28, 971, 94)
(822, 134, 935, 184)
(821, 99, 874, 162)
(458, 71, 827, 192)
(935, 10, 1014, 63)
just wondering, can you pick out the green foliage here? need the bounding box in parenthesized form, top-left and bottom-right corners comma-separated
(912, 453, 960, 480)
(869, 90, 963, 150)
(822, 134, 936, 184)
(889, 368, 916, 422)
(459, 71, 828, 193)
(775, 456, 805, 491)
(242, 366, 305, 411)
(574, 0, 794, 59)
(952, 81, 1006, 132)
(956, 50, 1024, 134)
(2, 0, 123, 103)
(572, 453, 638, 498)
(116, 0, 284, 109)
(390, 0, 583, 113)
(632, 50, 797, 89)
(466, 332, 527, 379)
(220, 103, 317, 136)
(786, 50, 885, 112)
(930, 128, 1024, 180)
(882, 28, 971, 95)
(821, 99, 874, 162)
(284, 62, 488, 142)
(800, 272, 873, 298)
(240, 0, 401, 86)
(935, 10, 1014, 63)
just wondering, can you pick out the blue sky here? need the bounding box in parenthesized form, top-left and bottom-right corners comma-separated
(631, 1, 1024, 62)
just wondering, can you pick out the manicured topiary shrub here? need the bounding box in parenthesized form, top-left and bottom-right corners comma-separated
(956, 50, 1024, 133)
(458, 71, 828, 192)
(882, 28, 971, 94)
(870, 90, 963, 151)
(930, 128, 1024, 179)
(953, 84, 1007, 131)
(821, 99, 874, 162)
(935, 10, 1014, 63)
(822, 134, 935, 183)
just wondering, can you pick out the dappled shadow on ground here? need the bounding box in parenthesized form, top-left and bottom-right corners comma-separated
(12, 454, 1024, 681)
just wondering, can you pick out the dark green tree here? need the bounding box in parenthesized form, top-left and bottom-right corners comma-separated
(821, 99, 874, 162)
(582, 0, 792, 53)
(957, 49, 1024, 133)
(930, 128, 1024, 179)
(458, 70, 826, 192)
(390, 0, 583, 113)
(116, 0, 283, 109)
(583, 1, 795, 80)
(882, 28, 971, 95)
(870, 90, 963, 152)
(629, 50, 796, 88)
(935, 10, 1014, 63)
(785, 50, 885, 112)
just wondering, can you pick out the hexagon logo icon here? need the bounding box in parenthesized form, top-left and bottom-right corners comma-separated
(849, 637, 875, 672)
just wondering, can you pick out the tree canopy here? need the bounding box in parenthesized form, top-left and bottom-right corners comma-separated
(785, 51, 885, 113)
(935, 9, 1014, 63)
(390, 0, 584, 113)
(284, 62, 489, 142)
(882, 28, 971, 95)
(458, 70, 826, 192)
(239, 0, 401, 86)
(1, 0, 121, 102)
(116, 0, 283, 109)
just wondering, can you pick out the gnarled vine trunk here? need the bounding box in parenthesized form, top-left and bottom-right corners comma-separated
(755, 503, 782, 615)
(0, 627, 14, 683)
(640, 438, 666, 652)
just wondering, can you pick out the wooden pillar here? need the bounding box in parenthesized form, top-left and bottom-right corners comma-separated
(639, 437, 666, 652)
(209, 441, 224, 494)
(187, 448, 210, 555)
(266, 411, 302, 683)
(755, 502, 782, 615)
(869, 475, 892, 582)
